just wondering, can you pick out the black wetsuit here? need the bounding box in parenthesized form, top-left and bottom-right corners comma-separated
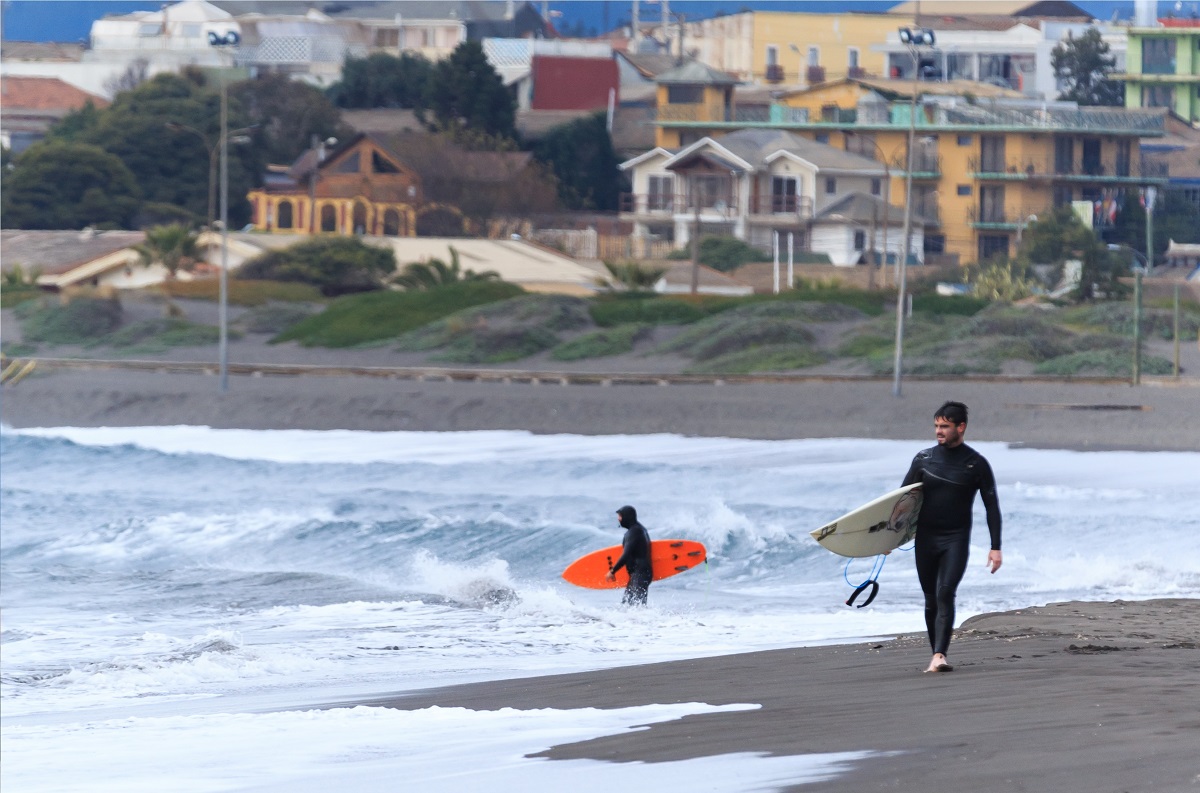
(902, 442, 1001, 656)
(612, 506, 652, 606)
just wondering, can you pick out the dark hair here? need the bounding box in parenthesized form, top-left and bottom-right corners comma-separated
(935, 401, 968, 425)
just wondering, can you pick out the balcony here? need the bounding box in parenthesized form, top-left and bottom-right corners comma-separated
(968, 156, 1169, 183)
(891, 151, 942, 178)
(806, 65, 827, 84)
(619, 193, 741, 219)
(619, 193, 676, 216)
(747, 194, 814, 221)
(968, 206, 1039, 230)
(912, 201, 940, 226)
(765, 64, 785, 83)
(848, 66, 867, 79)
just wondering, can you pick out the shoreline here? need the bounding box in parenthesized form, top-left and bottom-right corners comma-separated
(343, 598, 1200, 792)
(2, 365, 1198, 451)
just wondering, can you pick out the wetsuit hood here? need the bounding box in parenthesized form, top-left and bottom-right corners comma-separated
(617, 505, 637, 528)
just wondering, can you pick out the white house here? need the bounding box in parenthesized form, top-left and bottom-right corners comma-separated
(619, 128, 913, 266)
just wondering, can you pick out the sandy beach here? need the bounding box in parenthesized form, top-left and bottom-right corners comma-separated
(353, 598, 1200, 793)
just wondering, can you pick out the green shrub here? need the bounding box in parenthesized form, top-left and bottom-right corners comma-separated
(237, 237, 396, 296)
(433, 326, 560, 363)
(275, 281, 523, 347)
(665, 236, 768, 271)
(838, 333, 892, 357)
(234, 303, 317, 334)
(787, 284, 888, 316)
(1034, 349, 1174, 376)
(911, 293, 990, 316)
(20, 296, 122, 345)
(588, 296, 712, 327)
(656, 309, 816, 361)
(685, 344, 827, 374)
(552, 324, 650, 360)
(103, 318, 234, 352)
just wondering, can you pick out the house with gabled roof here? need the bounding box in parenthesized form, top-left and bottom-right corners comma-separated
(619, 128, 907, 265)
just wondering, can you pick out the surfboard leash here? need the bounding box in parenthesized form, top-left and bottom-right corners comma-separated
(843, 554, 887, 608)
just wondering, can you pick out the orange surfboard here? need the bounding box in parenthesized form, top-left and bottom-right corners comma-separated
(562, 540, 708, 589)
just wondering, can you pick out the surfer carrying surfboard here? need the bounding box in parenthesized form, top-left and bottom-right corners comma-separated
(901, 401, 1003, 674)
(605, 506, 653, 605)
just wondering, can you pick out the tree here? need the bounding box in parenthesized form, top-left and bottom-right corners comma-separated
(0, 141, 141, 229)
(602, 261, 666, 290)
(104, 58, 150, 97)
(330, 52, 435, 109)
(393, 247, 500, 290)
(1018, 205, 1124, 300)
(50, 72, 263, 228)
(237, 237, 396, 296)
(231, 73, 351, 165)
(531, 112, 621, 211)
(1052, 27, 1123, 107)
(133, 224, 200, 315)
(420, 41, 516, 142)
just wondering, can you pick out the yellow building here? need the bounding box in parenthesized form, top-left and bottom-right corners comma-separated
(650, 74, 1168, 265)
(677, 11, 909, 86)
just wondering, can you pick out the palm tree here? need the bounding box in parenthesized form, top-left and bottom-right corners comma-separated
(601, 260, 667, 291)
(133, 223, 200, 316)
(393, 246, 500, 291)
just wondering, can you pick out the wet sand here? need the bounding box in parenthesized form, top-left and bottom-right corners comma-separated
(348, 598, 1200, 792)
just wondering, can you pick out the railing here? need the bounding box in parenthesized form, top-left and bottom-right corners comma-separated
(968, 206, 1041, 228)
(806, 65, 827, 84)
(656, 104, 709, 122)
(913, 201, 940, 225)
(747, 194, 814, 219)
(765, 64, 785, 83)
(619, 193, 740, 216)
(968, 155, 1169, 181)
(891, 151, 941, 176)
(940, 106, 1165, 134)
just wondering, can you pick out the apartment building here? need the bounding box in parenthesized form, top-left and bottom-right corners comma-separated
(1112, 18, 1200, 124)
(646, 72, 1167, 266)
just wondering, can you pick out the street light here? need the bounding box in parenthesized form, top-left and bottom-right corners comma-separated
(892, 25, 936, 398)
(210, 27, 240, 393)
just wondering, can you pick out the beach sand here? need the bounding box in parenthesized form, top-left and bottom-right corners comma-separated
(348, 598, 1200, 792)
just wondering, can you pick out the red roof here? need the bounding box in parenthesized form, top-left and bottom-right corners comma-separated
(0, 76, 109, 112)
(530, 56, 618, 112)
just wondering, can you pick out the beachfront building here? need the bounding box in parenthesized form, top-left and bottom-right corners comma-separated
(1111, 18, 1200, 124)
(619, 127, 919, 266)
(246, 132, 551, 239)
(647, 70, 1168, 266)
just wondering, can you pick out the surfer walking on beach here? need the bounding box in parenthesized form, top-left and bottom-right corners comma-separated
(902, 401, 1002, 673)
(606, 505, 653, 605)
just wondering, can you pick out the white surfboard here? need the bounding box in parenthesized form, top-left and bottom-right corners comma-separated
(810, 483, 923, 558)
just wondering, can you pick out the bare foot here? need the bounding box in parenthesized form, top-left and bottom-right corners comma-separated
(923, 653, 954, 673)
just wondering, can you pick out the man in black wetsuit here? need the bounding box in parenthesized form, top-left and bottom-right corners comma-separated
(902, 401, 1002, 673)
(605, 505, 653, 606)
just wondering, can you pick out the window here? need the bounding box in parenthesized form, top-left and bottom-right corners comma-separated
(383, 208, 401, 236)
(825, 176, 836, 194)
(766, 45, 778, 66)
(182, 23, 201, 38)
(979, 185, 1005, 223)
(667, 85, 704, 104)
(848, 48, 860, 69)
(871, 178, 882, 196)
(978, 234, 1009, 261)
(277, 201, 294, 229)
(1054, 137, 1074, 174)
(138, 22, 160, 36)
(956, 184, 972, 196)
(808, 46, 820, 67)
(815, 132, 830, 144)
(372, 151, 400, 174)
(1142, 38, 1177, 75)
(980, 135, 1006, 173)
(771, 176, 798, 213)
(853, 230, 866, 251)
(924, 234, 946, 254)
(1053, 185, 1073, 206)
(1143, 84, 1176, 109)
(1116, 140, 1132, 177)
(648, 175, 675, 210)
(957, 135, 972, 146)
(320, 204, 337, 232)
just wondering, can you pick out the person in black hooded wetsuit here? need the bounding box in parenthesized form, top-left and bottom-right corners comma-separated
(606, 506, 652, 606)
(902, 401, 1002, 673)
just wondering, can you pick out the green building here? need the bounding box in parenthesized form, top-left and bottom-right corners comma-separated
(1115, 21, 1200, 124)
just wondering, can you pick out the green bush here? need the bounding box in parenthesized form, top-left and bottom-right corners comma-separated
(656, 308, 816, 361)
(103, 318, 234, 352)
(234, 303, 317, 334)
(276, 281, 523, 347)
(912, 293, 990, 316)
(1063, 302, 1200, 341)
(552, 324, 650, 360)
(237, 237, 396, 296)
(1034, 349, 1173, 376)
(685, 344, 827, 374)
(19, 296, 123, 345)
(665, 236, 768, 271)
(838, 333, 892, 357)
(588, 296, 713, 327)
(787, 284, 888, 316)
(433, 326, 560, 363)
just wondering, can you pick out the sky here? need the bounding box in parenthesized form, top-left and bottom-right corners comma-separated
(0, 0, 1183, 43)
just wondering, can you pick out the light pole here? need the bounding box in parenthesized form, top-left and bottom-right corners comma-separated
(209, 27, 240, 393)
(892, 25, 936, 397)
(1109, 243, 1149, 385)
